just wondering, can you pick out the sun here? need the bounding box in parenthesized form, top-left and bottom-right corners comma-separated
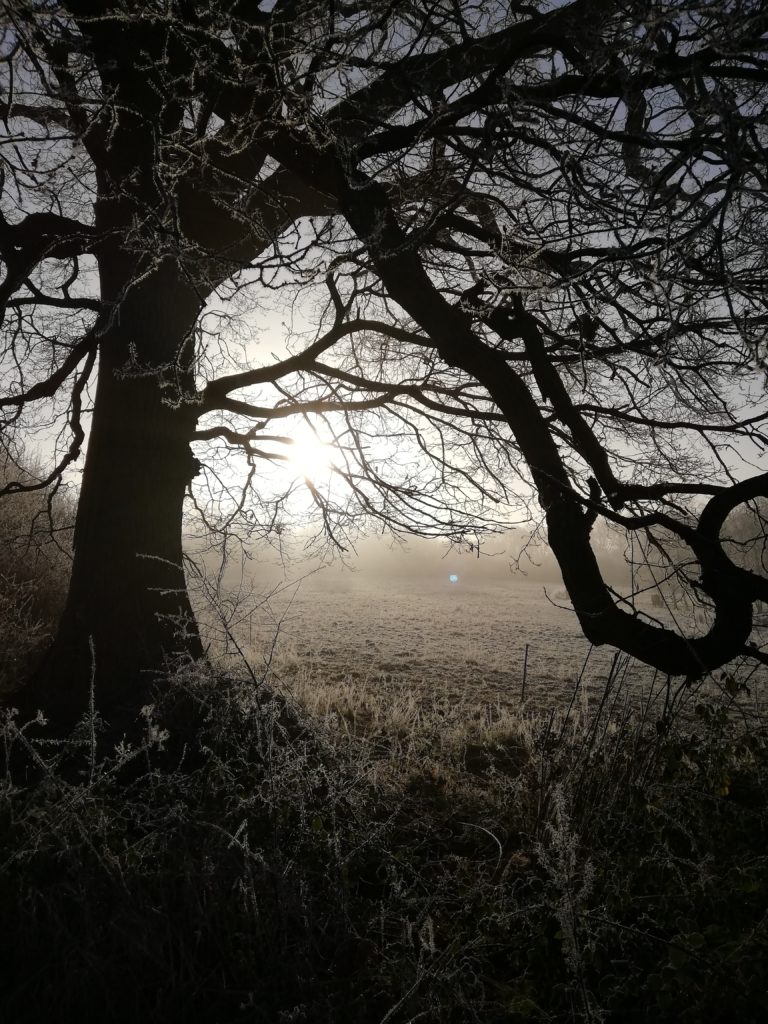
(287, 423, 336, 482)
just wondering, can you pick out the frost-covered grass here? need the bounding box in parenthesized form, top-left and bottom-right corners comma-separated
(2, 652, 767, 1024)
(191, 567, 768, 717)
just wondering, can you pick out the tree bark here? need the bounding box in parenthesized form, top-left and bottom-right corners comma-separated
(20, 259, 205, 731)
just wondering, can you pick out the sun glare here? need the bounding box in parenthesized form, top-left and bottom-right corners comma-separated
(287, 424, 336, 482)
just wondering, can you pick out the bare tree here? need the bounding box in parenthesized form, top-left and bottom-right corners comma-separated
(2, 0, 767, 728)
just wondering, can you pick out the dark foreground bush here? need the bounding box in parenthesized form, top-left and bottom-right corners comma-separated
(1, 664, 767, 1023)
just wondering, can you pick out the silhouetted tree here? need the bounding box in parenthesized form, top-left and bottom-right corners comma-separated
(2, 0, 768, 728)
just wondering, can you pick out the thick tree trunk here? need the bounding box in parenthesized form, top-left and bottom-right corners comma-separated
(21, 260, 205, 731)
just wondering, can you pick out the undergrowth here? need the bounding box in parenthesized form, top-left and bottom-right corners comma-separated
(1, 654, 767, 1024)
(0, 453, 73, 694)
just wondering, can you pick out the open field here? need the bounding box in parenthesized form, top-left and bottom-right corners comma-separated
(200, 572, 768, 721)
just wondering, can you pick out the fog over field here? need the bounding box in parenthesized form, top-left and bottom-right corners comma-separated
(194, 532, 767, 715)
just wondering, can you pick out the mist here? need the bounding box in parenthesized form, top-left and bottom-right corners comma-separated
(195, 527, 633, 594)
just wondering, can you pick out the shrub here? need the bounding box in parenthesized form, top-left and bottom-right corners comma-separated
(1, 656, 766, 1023)
(0, 454, 73, 693)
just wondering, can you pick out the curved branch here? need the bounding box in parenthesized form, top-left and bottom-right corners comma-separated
(0, 331, 98, 408)
(0, 212, 98, 323)
(210, 393, 391, 421)
(0, 100, 73, 129)
(0, 345, 96, 498)
(201, 318, 431, 411)
(333, 156, 762, 678)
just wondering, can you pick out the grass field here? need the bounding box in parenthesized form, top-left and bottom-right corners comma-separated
(198, 570, 768, 720)
(2, 573, 768, 1023)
